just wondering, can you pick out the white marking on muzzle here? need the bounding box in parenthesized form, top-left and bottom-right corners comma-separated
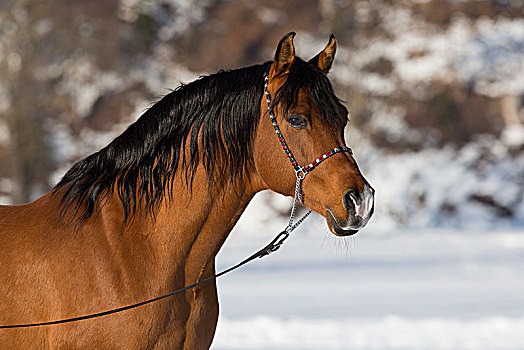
(355, 184, 374, 219)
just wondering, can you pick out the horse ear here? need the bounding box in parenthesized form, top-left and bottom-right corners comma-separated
(272, 32, 296, 77)
(308, 34, 337, 74)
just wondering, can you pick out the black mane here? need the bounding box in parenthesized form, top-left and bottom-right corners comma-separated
(55, 58, 347, 225)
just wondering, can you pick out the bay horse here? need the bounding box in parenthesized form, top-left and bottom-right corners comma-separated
(0, 32, 374, 349)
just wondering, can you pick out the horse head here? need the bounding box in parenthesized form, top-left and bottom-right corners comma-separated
(253, 32, 374, 236)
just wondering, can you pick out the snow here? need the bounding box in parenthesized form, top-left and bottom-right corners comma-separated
(118, 0, 211, 41)
(57, 58, 124, 118)
(329, 9, 524, 99)
(345, 130, 524, 230)
(215, 316, 524, 350)
(456, 17, 524, 98)
(212, 217, 524, 349)
(503, 124, 524, 148)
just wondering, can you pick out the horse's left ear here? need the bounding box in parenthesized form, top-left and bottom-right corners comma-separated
(308, 34, 337, 74)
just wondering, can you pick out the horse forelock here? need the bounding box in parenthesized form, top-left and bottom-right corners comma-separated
(55, 57, 344, 226)
(272, 57, 348, 130)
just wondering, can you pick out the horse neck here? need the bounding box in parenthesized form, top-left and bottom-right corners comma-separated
(94, 166, 263, 289)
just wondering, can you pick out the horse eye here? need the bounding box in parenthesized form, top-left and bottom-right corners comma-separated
(287, 115, 308, 129)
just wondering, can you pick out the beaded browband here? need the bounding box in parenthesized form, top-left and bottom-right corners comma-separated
(263, 72, 352, 179)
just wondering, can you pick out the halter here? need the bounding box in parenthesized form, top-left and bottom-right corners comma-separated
(263, 71, 352, 236)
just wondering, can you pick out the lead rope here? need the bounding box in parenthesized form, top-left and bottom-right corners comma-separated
(0, 204, 307, 329)
(259, 174, 312, 258)
(0, 135, 311, 330)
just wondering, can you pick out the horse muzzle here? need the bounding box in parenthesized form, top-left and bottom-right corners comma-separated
(326, 184, 375, 236)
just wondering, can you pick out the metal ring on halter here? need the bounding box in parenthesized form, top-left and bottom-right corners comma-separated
(294, 167, 308, 180)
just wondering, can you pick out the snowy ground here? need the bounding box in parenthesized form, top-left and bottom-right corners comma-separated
(211, 198, 524, 349)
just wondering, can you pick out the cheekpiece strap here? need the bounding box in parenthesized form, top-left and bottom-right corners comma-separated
(263, 71, 352, 178)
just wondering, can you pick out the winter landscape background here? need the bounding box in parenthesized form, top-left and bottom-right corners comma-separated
(0, 0, 523, 349)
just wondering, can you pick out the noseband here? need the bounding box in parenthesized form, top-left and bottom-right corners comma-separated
(263, 72, 352, 234)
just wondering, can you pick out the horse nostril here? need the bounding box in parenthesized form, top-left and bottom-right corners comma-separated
(343, 189, 360, 211)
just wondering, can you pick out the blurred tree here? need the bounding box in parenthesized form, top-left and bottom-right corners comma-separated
(0, 0, 151, 203)
(0, 0, 53, 203)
